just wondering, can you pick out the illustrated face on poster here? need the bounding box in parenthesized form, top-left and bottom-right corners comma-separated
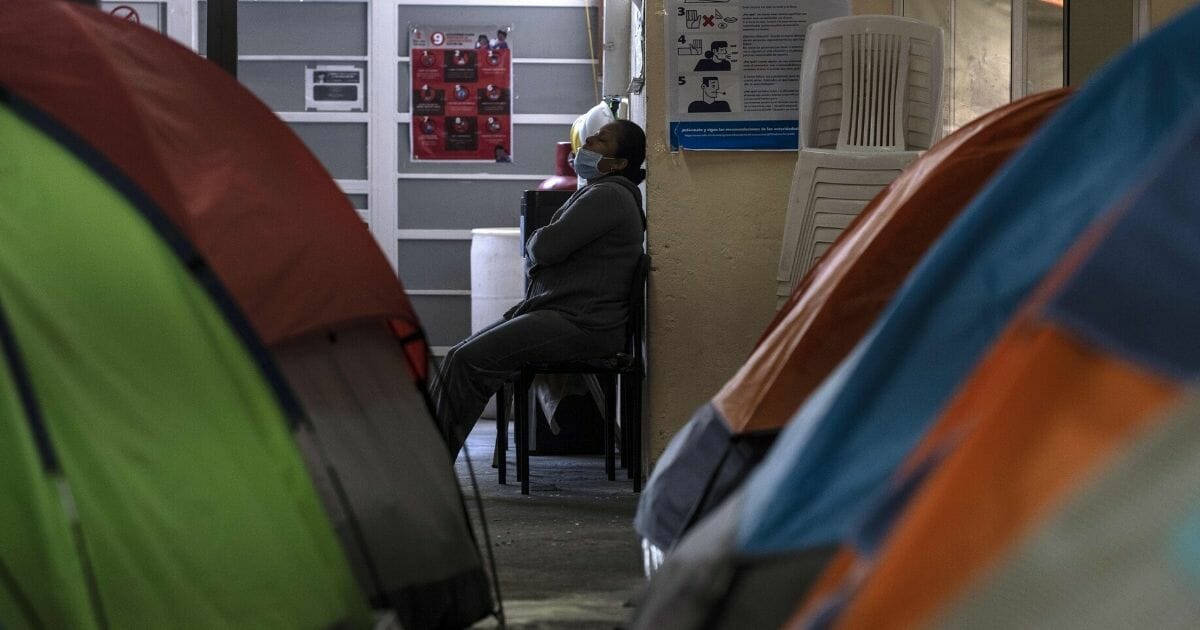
(444, 50, 478, 82)
(412, 84, 445, 115)
(490, 29, 509, 50)
(410, 26, 514, 161)
(476, 84, 510, 114)
(444, 116, 478, 151)
(676, 73, 743, 114)
(412, 113, 444, 158)
(448, 116, 474, 134)
(676, 35, 739, 72)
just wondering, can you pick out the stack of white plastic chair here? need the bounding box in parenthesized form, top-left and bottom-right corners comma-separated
(775, 15, 943, 307)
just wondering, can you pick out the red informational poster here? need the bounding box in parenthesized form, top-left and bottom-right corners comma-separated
(411, 26, 513, 162)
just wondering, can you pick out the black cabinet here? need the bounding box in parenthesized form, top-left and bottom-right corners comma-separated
(519, 189, 574, 260)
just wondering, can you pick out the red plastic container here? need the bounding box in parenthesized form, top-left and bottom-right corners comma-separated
(537, 141, 578, 191)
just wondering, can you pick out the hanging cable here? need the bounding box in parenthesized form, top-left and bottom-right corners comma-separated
(585, 1, 600, 104)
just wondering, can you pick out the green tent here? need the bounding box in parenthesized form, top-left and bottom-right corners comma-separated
(0, 101, 369, 628)
(1, 1, 493, 627)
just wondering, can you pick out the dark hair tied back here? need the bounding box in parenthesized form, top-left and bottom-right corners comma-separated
(610, 119, 647, 186)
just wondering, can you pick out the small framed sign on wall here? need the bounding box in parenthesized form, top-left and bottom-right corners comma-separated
(305, 65, 364, 112)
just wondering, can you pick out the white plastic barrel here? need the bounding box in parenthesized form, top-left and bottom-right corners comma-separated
(470, 227, 524, 332)
(470, 227, 524, 418)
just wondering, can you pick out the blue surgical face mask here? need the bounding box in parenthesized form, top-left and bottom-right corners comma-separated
(572, 147, 608, 181)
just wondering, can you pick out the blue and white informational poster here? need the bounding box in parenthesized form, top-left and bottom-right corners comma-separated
(666, 0, 849, 151)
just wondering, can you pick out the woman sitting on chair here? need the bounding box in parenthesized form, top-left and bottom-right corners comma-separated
(433, 120, 647, 456)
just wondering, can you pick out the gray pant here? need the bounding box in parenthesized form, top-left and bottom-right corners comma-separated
(432, 309, 624, 455)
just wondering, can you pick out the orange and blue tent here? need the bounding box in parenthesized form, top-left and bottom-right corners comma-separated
(790, 98, 1200, 630)
(634, 7, 1200, 629)
(634, 88, 1071, 557)
(629, 91, 1071, 630)
(0, 1, 490, 627)
(736, 3, 1200, 565)
(937, 393, 1200, 628)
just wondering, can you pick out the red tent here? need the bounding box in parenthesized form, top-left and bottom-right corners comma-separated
(1, 0, 426, 375)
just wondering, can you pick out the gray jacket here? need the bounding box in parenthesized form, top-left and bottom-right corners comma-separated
(507, 175, 645, 332)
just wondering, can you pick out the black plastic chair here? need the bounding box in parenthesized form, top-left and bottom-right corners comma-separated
(495, 253, 648, 494)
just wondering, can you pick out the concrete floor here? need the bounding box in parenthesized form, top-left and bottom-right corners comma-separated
(455, 419, 646, 629)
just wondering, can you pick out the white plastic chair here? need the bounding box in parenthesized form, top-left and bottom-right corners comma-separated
(776, 15, 943, 306)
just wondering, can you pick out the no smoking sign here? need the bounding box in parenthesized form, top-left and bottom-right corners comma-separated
(100, 2, 162, 32)
(109, 4, 140, 23)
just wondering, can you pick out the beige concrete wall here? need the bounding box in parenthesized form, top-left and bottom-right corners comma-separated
(1067, 1, 1133, 86)
(1067, 0, 1198, 87)
(1152, 0, 1199, 25)
(638, 0, 1198, 465)
(642, 1, 890, 462)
